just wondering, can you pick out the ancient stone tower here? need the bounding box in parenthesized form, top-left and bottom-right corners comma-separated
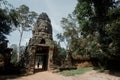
(25, 13, 57, 74)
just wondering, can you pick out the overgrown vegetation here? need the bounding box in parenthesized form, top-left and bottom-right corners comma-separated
(0, 0, 13, 44)
(57, 0, 120, 71)
(0, 0, 37, 74)
(10, 5, 38, 54)
(1, 0, 120, 74)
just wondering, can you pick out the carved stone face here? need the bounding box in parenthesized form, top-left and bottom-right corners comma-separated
(32, 13, 53, 40)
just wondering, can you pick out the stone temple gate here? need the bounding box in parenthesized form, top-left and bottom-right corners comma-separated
(25, 13, 58, 74)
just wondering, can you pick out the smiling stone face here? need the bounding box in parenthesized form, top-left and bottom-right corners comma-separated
(33, 12, 52, 36)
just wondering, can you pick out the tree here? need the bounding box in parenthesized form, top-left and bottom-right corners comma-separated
(57, 13, 88, 55)
(75, 0, 117, 53)
(106, 6, 120, 57)
(10, 44, 18, 63)
(75, 0, 120, 68)
(0, 9, 11, 43)
(0, 0, 13, 43)
(10, 5, 38, 56)
(57, 13, 80, 50)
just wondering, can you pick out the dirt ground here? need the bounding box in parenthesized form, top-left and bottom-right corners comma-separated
(1, 70, 119, 80)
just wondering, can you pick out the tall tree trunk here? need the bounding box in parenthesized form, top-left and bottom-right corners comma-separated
(18, 27, 23, 62)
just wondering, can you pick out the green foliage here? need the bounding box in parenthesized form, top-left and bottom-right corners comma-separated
(57, 13, 81, 53)
(10, 44, 18, 63)
(0, 0, 12, 43)
(59, 67, 93, 76)
(75, 0, 94, 36)
(0, 0, 22, 43)
(105, 8, 120, 57)
(10, 5, 38, 53)
(0, 8, 11, 43)
(11, 5, 38, 29)
(59, 47, 66, 59)
(57, 0, 120, 70)
(55, 41, 66, 59)
(20, 46, 26, 54)
(74, 0, 120, 68)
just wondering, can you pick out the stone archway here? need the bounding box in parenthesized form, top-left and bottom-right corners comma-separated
(34, 46, 49, 72)
(25, 13, 59, 74)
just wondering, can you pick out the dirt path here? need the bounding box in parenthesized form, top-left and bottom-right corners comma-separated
(6, 70, 118, 80)
(78, 70, 120, 80)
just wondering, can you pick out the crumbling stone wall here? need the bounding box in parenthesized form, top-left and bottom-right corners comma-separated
(25, 13, 58, 74)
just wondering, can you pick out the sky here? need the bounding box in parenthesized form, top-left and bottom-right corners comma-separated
(7, 0, 77, 47)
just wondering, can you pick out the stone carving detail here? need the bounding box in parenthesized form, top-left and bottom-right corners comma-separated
(33, 13, 52, 40)
(28, 12, 53, 46)
(25, 12, 57, 74)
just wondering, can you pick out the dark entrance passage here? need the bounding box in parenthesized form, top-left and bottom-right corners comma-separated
(34, 46, 49, 72)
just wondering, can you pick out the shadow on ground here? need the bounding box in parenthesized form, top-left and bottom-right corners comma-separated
(0, 68, 47, 80)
